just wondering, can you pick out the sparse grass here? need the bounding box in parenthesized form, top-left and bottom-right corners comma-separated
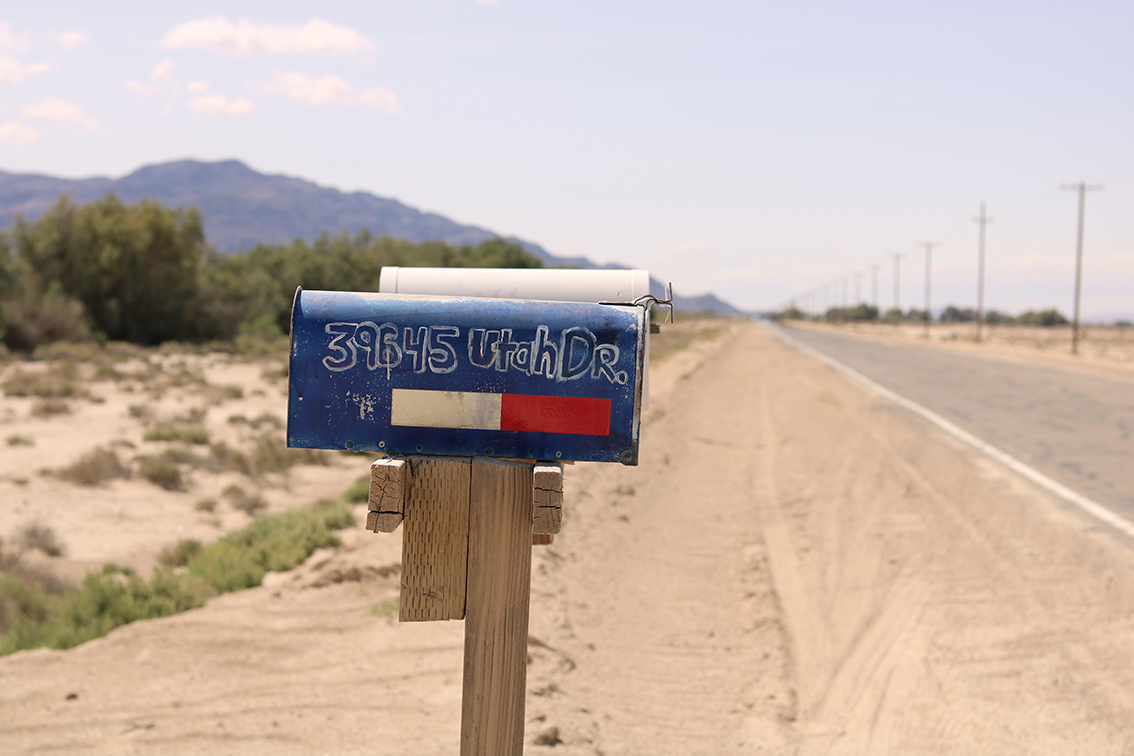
(342, 475, 370, 503)
(649, 320, 730, 361)
(208, 442, 252, 476)
(30, 398, 72, 417)
(195, 498, 217, 512)
(252, 435, 326, 474)
(2, 368, 87, 399)
(222, 485, 267, 515)
(128, 403, 154, 421)
(142, 423, 210, 444)
(57, 447, 130, 487)
(16, 522, 67, 557)
(5, 435, 33, 447)
(137, 454, 184, 491)
(371, 597, 399, 619)
(1, 502, 354, 656)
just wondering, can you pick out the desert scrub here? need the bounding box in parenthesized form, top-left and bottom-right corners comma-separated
(0, 502, 354, 656)
(2, 366, 87, 399)
(223, 485, 267, 515)
(253, 435, 327, 473)
(137, 453, 184, 490)
(15, 521, 67, 557)
(30, 398, 71, 417)
(184, 502, 354, 592)
(58, 446, 130, 486)
(157, 538, 202, 568)
(341, 475, 370, 503)
(5, 435, 33, 447)
(142, 423, 210, 444)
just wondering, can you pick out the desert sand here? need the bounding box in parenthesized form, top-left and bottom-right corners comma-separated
(2, 319, 1134, 755)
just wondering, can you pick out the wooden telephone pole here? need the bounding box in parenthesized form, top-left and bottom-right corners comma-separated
(973, 202, 994, 342)
(1061, 182, 1103, 355)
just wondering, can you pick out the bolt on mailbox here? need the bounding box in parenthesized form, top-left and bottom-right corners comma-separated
(287, 288, 647, 464)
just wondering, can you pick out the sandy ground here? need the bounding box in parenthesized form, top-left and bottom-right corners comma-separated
(3, 320, 1134, 754)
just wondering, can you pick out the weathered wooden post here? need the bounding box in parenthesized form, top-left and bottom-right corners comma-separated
(286, 280, 655, 754)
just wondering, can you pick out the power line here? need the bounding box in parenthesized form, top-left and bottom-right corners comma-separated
(1061, 182, 1103, 355)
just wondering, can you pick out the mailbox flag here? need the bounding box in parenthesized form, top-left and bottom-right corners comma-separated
(391, 389, 610, 436)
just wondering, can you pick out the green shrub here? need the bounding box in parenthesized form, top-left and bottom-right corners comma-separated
(0, 502, 353, 655)
(142, 424, 209, 444)
(341, 475, 370, 503)
(157, 538, 203, 568)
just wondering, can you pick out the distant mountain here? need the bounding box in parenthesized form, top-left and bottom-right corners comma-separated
(0, 159, 747, 316)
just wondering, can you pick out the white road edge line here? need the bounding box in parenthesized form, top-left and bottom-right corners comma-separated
(767, 323, 1134, 540)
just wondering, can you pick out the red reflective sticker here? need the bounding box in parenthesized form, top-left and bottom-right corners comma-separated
(500, 394, 611, 436)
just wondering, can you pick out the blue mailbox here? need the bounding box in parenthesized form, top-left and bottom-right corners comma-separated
(287, 289, 646, 465)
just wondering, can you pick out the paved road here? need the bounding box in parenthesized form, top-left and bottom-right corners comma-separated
(779, 325, 1134, 521)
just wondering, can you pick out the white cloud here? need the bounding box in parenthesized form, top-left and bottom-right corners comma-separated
(0, 121, 38, 145)
(256, 70, 402, 112)
(358, 87, 401, 113)
(257, 71, 353, 105)
(162, 17, 374, 56)
(0, 22, 30, 54)
(187, 80, 210, 93)
(23, 98, 99, 131)
(49, 31, 89, 51)
(0, 57, 51, 85)
(126, 79, 159, 96)
(151, 59, 177, 82)
(190, 94, 254, 117)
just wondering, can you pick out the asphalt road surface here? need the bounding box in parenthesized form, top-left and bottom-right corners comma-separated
(779, 324, 1134, 523)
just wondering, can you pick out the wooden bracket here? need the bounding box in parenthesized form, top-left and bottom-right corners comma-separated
(366, 457, 407, 533)
(532, 462, 564, 535)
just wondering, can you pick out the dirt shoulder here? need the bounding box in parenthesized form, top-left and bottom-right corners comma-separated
(4, 321, 1134, 754)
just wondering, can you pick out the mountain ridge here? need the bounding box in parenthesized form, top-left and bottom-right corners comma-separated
(0, 159, 745, 316)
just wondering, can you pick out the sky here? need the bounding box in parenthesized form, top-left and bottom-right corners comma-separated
(1, 1, 1131, 319)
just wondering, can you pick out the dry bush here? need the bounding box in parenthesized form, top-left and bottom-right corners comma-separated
(208, 442, 252, 476)
(16, 521, 67, 557)
(194, 498, 217, 512)
(127, 403, 154, 421)
(253, 435, 326, 474)
(2, 367, 86, 399)
(157, 538, 202, 568)
(58, 447, 130, 486)
(137, 454, 184, 491)
(31, 342, 101, 363)
(30, 399, 71, 417)
(5, 435, 33, 447)
(142, 423, 209, 444)
(201, 384, 243, 404)
(222, 484, 267, 515)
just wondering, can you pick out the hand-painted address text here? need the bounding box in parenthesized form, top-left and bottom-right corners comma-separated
(321, 322, 629, 385)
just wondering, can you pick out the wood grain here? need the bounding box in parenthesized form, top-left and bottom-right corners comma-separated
(399, 457, 470, 622)
(368, 457, 408, 533)
(532, 462, 563, 534)
(461, 458, 534, 756)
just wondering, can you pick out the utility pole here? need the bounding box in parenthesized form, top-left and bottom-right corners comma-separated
(870, 264, 883, 315)
(920, 242, 939, 338)
(973, 202, 994, 342)
(854, 271, 863, 307)
(841, 277, 848, 322)
(1061, 182, 1103, 355)
(889, 253, 905, 322)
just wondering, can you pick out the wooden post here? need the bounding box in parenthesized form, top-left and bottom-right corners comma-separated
(462, 458, 534, 756)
